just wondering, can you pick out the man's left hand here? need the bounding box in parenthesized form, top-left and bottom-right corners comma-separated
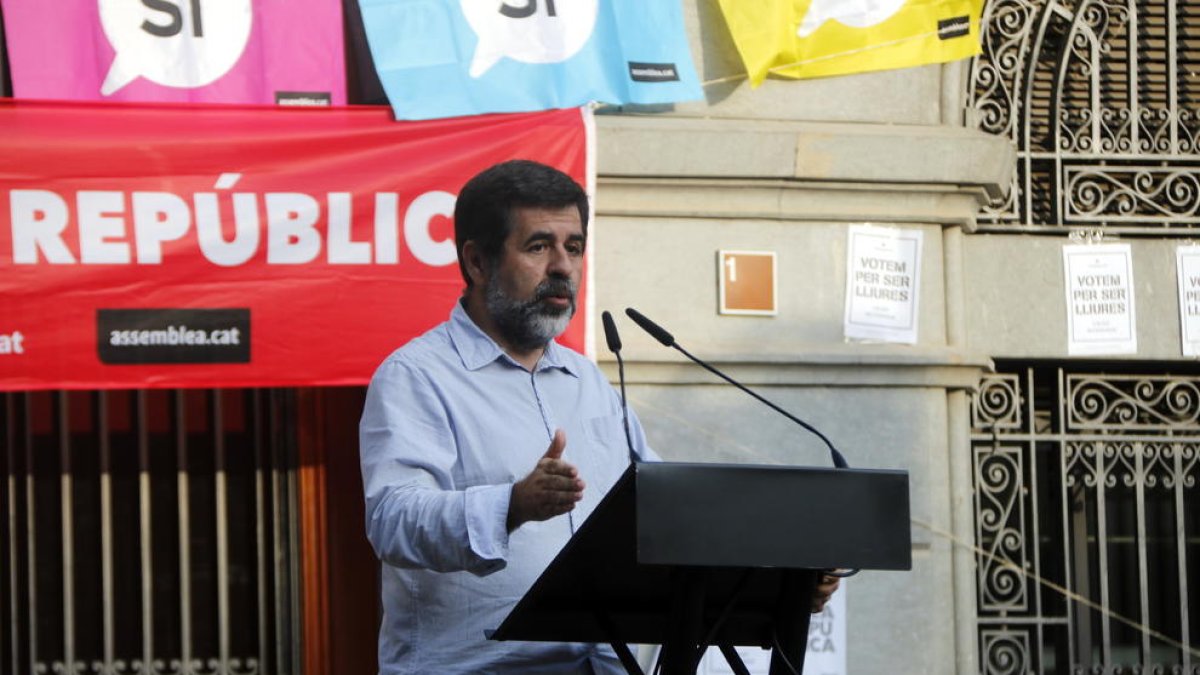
(507, 429, 585, 531)
(812, 573, 840, 613)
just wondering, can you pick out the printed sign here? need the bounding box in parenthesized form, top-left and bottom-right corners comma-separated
(1176, 247, 1200, 356)
(0, 101, 591, 391)
(0, 0, 345, 104)
(357, 0, 702, 119)
(1062, 244, 1137, 356)
(843, 225, 923, 344)
(697, 585, 847, 675)
(716, 0, 983, 85)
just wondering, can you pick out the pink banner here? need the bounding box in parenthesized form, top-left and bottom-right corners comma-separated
(1, 0, 345, 105)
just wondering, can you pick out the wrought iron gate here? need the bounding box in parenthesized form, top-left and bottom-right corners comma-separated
(967, 0, 1200, 232)
(971, 366, 1200, 673)
(0, 389, 300, 675)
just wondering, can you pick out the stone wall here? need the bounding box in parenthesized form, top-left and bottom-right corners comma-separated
(590, 11, 1019, 667)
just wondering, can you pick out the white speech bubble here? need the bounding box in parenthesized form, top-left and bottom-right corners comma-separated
(797, 0, 908, 37)
(98, 0, 253, 95)
(460, 0, 598, 78)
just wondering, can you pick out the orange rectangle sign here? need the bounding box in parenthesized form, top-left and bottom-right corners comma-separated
(718, 250, 777, 315)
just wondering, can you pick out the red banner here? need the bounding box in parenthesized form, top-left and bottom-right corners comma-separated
(0, 100, 592, 391)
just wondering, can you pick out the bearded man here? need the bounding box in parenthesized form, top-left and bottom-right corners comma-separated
(359, 160, 657, 674)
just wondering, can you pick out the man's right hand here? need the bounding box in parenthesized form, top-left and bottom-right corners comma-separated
(507, 429, 585, 531)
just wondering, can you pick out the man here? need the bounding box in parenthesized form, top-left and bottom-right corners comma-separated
(360, 159, 652, 673)
(359, 160, 837, 674)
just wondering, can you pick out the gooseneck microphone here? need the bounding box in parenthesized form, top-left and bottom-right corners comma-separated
(601, 311, 638, 465)
(624, 307, 849, 469)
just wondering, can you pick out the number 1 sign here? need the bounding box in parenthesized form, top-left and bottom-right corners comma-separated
(719, 250, 777, 316)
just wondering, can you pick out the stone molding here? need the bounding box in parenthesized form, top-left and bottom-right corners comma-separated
(596, 176, 991, 230)
(594, 115, 1016, 229)
(596, 115, 1013, 187)
(599, 348, 993, 391)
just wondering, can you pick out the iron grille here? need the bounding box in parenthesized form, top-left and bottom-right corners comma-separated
(967, 0, 1200, 233)
(971, 366, 1200, 674)
(0, 389, 300, 675)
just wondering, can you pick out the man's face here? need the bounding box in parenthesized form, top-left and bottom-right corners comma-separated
(483, 205, 585, 351)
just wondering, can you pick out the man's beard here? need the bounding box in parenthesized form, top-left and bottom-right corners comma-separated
(484, 274, 577, 351)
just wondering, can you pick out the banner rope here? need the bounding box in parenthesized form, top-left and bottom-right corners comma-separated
(911, 516, 1200, 660)
(698, 29, 950, 89)
(626, 393, 1200, 659)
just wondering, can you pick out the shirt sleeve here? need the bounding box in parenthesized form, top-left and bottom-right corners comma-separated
(359, 357, 510, 576)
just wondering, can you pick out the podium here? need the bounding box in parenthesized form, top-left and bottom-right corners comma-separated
(491, 461, 911, 674)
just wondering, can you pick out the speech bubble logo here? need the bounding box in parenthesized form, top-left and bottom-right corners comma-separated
(98, 0, 253, 95)
(797, 0, 908, 37)
(460, 0, 598, 78)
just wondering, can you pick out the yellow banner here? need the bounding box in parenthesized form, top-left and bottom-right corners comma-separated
(717, 0, 984, 86)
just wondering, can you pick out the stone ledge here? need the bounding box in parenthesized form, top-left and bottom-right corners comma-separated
(594, 115, 1015, 201)
(595, 177, 991, 229)
(599, 348, 994, 391)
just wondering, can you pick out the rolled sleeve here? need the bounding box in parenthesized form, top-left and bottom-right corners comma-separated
(361, 357, 514, 575)
(464, 483, 513, 574)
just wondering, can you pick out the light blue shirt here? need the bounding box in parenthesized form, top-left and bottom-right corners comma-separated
(360, 302, 656, 674)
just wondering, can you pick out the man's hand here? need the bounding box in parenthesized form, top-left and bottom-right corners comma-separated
(811, 573, 841, 613)
(507, 429, 585, 531)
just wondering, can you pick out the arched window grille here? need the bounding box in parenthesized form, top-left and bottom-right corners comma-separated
(967, 0, 1200, 232)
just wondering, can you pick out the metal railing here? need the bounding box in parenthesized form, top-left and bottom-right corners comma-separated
(0, 389, 299, 675)
(972, 367, 1200, 674)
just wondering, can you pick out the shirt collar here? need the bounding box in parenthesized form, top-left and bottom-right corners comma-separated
(448, 301, 579, 377)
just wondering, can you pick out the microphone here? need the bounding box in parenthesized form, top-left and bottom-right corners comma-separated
(625, 307, 674, 347)
(602, 309, 623, 352)
(601, 311, 638, 464)
(624, 307, 849, 469)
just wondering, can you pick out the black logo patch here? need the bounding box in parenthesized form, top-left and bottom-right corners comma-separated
(628, 62, 680, 83)
(938, 16, 970, 39)
(275, 91, 333, 107)
(98, 308, 251, 365)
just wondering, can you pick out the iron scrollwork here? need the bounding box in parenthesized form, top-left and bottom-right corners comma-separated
(1068, 375, 1200, 431)
(973, 374, 1025, 430)
(982, 628, 1032, 675)
(968, 0, 1200, 232)
(1066, 168, 1200, 220)
(975, 444, 1030, 612)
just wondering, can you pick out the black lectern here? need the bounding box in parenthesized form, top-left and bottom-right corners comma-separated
(491, 461, 911, 675)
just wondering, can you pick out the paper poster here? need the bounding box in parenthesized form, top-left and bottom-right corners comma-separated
(716, 0, 983, 85)
(357, 0, 703, 119)
(0, 101, 591, 390)
(843, 225, 923, 344)
(1063, 244, 1137, 356)
(1176, 247, 1200, 356)
(697, 585, 847, 675)
(0, 0, 345, 104)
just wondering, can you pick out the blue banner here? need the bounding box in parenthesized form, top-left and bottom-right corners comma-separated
(359, 0, 703, 120)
